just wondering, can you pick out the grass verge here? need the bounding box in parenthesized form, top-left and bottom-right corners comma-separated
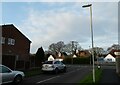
(24, 67, 42, 78)
(79, 68, 103, 85)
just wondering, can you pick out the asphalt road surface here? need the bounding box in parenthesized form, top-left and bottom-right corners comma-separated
(20, 65, 92, 85)
(100, 65, 120, 84)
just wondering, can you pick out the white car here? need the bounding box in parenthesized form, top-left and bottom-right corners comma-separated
(0, 64, 25, 84)
(42, 60, 67, 74)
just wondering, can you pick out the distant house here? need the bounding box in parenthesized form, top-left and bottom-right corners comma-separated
(55, 52, 65, 61)
(109, 49, 120, 57)
(1, 24, 31, 70)
(77, 50, 91, 57)
(48, 55, 55, 61)
(104, 54, 116, 63)
(73, 54, 77, 58)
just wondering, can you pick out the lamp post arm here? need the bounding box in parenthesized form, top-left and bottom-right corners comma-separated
(82, 4, 92, 8)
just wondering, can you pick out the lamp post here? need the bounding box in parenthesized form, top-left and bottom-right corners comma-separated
(82, 4, 95, 83)
(89, 46, 92, 65)
(71, 41, 74, 64)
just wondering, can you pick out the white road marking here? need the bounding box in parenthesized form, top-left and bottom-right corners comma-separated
(36, 76, 60, 84)
(36, 70, 79, 84)
(36, 66, 90, 84)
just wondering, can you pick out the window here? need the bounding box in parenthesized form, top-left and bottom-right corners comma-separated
(54, 61, 60, 64)
(107, 59, 112, 62)
(11, 39, 15, 45)
(8, 38, 11, 45)
(8, 38, 15, 45)
(0, 66, 11, 73)
(1, 37, 5, 44)
(44, 61, 53, 64)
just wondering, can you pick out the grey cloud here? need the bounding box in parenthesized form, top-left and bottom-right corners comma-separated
(18, 2, 118, 53)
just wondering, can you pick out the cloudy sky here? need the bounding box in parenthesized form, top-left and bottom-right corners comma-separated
(1, 0, 119, 53)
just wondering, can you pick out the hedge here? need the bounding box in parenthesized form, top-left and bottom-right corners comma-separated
(63, 57, 91, 64)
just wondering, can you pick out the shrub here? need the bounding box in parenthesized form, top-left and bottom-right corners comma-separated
(63, 57, 90, 64)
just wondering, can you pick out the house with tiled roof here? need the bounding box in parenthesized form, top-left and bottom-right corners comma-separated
(1, 24, 31, 70)
(77, 50, 91, 57)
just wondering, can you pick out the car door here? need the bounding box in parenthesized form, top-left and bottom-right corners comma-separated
(59, 61, 65, 70)
(54, 61, 59, 69)
(2, 66, 14, 83)
(57, 61, 63, 70)
(0, 66, 2, 84)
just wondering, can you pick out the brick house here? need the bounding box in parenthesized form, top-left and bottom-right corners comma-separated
(1, 24, 31, 70)
(77, 50, 91, 57)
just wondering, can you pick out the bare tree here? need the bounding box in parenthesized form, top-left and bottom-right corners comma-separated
(48, 41, 82, 55)
(62, 41, 81, 55)
(48, 41, 64, 53)
(107, 44, 120, 52)
(56, 41, 64, 52)
(90, 47, 104, 57)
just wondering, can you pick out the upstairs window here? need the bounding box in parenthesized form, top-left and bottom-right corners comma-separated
(8, 38, 11, 45)
(8, 38, 15, 45)
(11, 39, 15, 45)
(1, 37, 5, 44)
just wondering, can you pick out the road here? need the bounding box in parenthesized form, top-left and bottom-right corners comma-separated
(20, 65, 92, 85)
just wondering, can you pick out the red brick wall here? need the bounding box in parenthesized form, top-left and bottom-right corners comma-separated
(2, 25, 31, 61)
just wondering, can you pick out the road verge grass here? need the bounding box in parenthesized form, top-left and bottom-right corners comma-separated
(24, 67, 42, 77)
(79, 68, 102, 85)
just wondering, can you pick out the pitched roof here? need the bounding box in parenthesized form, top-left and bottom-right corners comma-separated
(109, 49, 120, 57)
(104, 54, 116, 62)
(105, 54, 115, 58)
(1, 24, 31, 43)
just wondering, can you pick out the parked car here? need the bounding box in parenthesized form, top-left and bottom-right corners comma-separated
(0, 64, 25, 84)
(42, 60, 67, 74)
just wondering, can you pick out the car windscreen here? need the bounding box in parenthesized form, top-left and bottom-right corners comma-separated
(44, 61, 53, 64)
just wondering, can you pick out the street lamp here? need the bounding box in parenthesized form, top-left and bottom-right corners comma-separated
(82, 4, 95, 83)
(89, 46, 92, 65)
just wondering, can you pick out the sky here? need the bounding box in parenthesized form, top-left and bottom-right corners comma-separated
(1, 0, 119, 53)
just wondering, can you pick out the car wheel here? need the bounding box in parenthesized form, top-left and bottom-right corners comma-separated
(13, 75, 22, 84)
(54, 68, 59, 74)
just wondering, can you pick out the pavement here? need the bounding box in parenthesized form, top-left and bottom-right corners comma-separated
(100, 67, 120, 85)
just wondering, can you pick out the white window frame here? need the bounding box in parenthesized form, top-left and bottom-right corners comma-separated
(11, 39, 15, 45)
(1, 37, 5, 44)
(8, 38, 11, 45)
(8, 38, 15, 45)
